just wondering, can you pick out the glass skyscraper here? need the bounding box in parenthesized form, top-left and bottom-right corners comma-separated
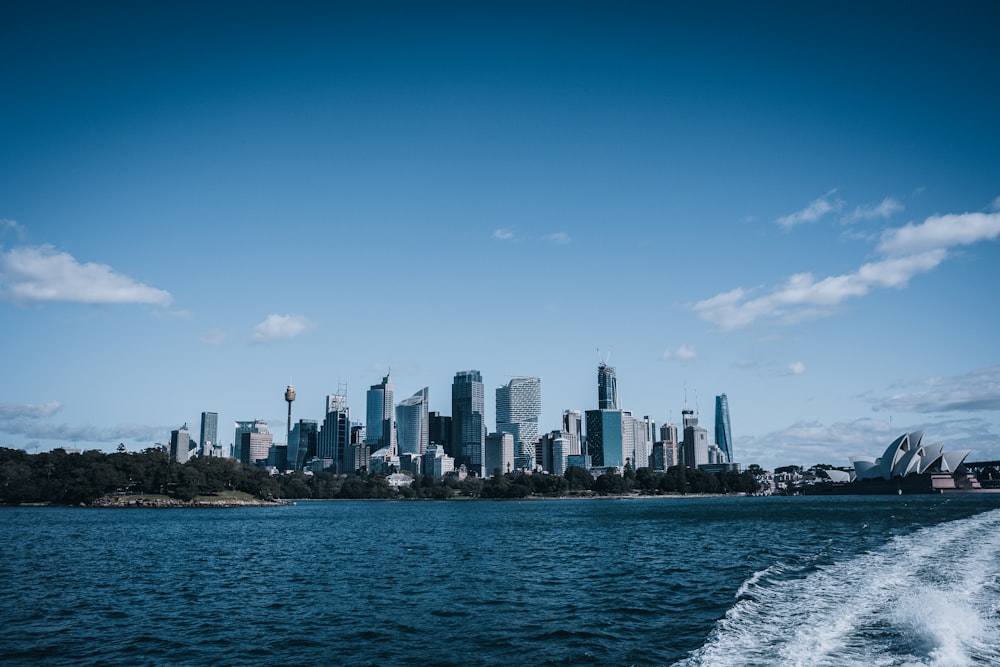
(452, 370, 485, 475)
(319, 393, 350, 468)
(199, 411, 218, 457)
(396, 387, 429, 456)
(598, 362, 619, 410)
(715, 393, 733, 463)
(365, 373, 394, 450)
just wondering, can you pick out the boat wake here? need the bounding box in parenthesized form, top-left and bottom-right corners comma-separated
(677, 508, 1000, 666)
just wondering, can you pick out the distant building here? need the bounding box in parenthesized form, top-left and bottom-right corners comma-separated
(715, 394, 733, 463)
(199, 412, 219, 457)
(396, 387, 429, 456)
(538, 430, 573, 475)
(598, 362, 619, 410)
(651, 440, 679, 470)
(562, 410, 583, 456)
(240, 430, 272, 466)
(342, 443, 371, 474)
(422, 443, 455, 477)
(586, 409, 624, 468)
(428, 412, 452, 458)
(292, 419, 319, 471)
(496, 377, 541, 472)
(234, 419, 269, 461)
(681, 409, 709, 468)
(485, 432, 514, 477)
(170, 424, 191, 464)
(267, 444, 288, 470)
(452, 370, 486, 475)
(319, 394, 351, 472)
(365, 373, 395, 451)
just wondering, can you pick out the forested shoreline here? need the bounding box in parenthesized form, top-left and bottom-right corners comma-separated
(0, 446, 759, 505)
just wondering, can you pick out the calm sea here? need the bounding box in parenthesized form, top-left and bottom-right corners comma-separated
(3, 495, 1000, 666)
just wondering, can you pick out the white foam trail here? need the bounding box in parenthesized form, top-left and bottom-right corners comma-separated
(677, 508, 1000, 667)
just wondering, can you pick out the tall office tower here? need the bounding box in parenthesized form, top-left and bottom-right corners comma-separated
(585, 409, 624, 468)
(562, 410, 583, 455)
(170, 424, 191, 464)
(396, 387, 429, 456)
(484, 432, 514, 477)
(292, 419, 319, 470)
(598, 362, 619, 410)
(234, 419, 269, 461)
(496, 377, 541, 465)
(715, 394, 733, 463)
(660, 422, 678, 447)
(365, 373, 395, 450)
(452, 370, 486, 475)
(428, 412, 452, 457)
(681, 409, 709, 468)
(199, 411, 218, 457)
(631, 415, 654, 469)
(319, 393, 351, 469)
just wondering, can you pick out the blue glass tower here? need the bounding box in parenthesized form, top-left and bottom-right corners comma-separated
(714, 394, 733, 463)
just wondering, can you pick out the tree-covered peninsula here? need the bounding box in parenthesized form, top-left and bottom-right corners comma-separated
(0, 446, 759, 505)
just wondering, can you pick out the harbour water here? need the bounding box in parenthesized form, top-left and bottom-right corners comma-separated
(3, 495, 999, 666)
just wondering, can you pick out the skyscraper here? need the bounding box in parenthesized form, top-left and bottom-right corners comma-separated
(586, 409, 624, 468)
(452, 370, 485, 475)
(199, 411, 218, 457)
(715, 393, 733, 463)
(365, 373, 394, 450)
(319, 393, 350, 470)
(292, 419, 318, 470)
(170, 424, 191, 464)
(428, 412, 452, 457)
(598, 362, 619, 410)
(681, 409, 709, 468)
(496, 377, 541, 470)
(234, 419, 269, 461)
(396, 387, 429, 456)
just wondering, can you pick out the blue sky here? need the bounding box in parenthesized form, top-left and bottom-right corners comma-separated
(2, 1, 998, 470)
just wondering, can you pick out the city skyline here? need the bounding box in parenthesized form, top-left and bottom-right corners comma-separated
(1, 2, 998, 471)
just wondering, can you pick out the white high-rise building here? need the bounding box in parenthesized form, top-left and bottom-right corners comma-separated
(496, 377, 541, 465)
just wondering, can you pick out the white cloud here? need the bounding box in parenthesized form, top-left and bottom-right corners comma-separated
(776, 190, 843, 228)
(0, 401, 62, 420)
(1, 219, 26, 240)
(873, 366, 1000, 413)
(200, 328, 230, 345)
(694, 205, 1000, 330)
(251, 314, 315, 343)
(788, 361, 806, 375)
(662, 344, 697, 362)
(991, 196, 1000, 211)
(843, 197, 903, 223)
(546, 232, 572, 245)
(0, 245, 172, 305)
(492, 228, 514, 241)
(877, 211, 1000, 256)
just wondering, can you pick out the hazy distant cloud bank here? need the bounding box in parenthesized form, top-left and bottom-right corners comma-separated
(0, 244, 172, 306)
(874, 366, 1000, 414)
(695, 205, 1000, 330)
(251, 314, 315, 343)
(0, 401, 62, 420)
(662, 345, 697, 362)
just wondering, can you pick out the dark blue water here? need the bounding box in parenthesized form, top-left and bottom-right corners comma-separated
(3, 496, 1000, 666)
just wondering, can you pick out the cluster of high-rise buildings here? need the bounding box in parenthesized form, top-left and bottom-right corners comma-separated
(168, 362, 738, 478)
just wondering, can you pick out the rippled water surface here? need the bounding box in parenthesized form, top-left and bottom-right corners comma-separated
(3, 495, 999, 666)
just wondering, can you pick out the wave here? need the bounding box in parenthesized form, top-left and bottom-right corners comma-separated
(677, 508, 1000, 667)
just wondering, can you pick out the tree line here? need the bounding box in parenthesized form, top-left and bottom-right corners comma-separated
(0, 446, 758, 505)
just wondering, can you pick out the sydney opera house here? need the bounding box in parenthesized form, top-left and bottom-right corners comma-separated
(811, 431, 982, 494)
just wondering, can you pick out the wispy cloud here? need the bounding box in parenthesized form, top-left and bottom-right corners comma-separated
(0, 401, 62, 420)
(545, 232, 572, 245)
(991, 196, 1000, 211)
(776, 190, 843, 229)
(787, 361, 806, 376)
(200, 328, 230, 345)
(0, 245, 172, 306)
(694, 206, 999, 330)
(1, 218, 26, 240)
(662, 344, 697, 362)
(843, 197, 903, 223)
(873, 366, 1000, 414)
(251, 314, 315, 343)
(877, 211, 1000, 256)
(492, 228, 515, 241)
